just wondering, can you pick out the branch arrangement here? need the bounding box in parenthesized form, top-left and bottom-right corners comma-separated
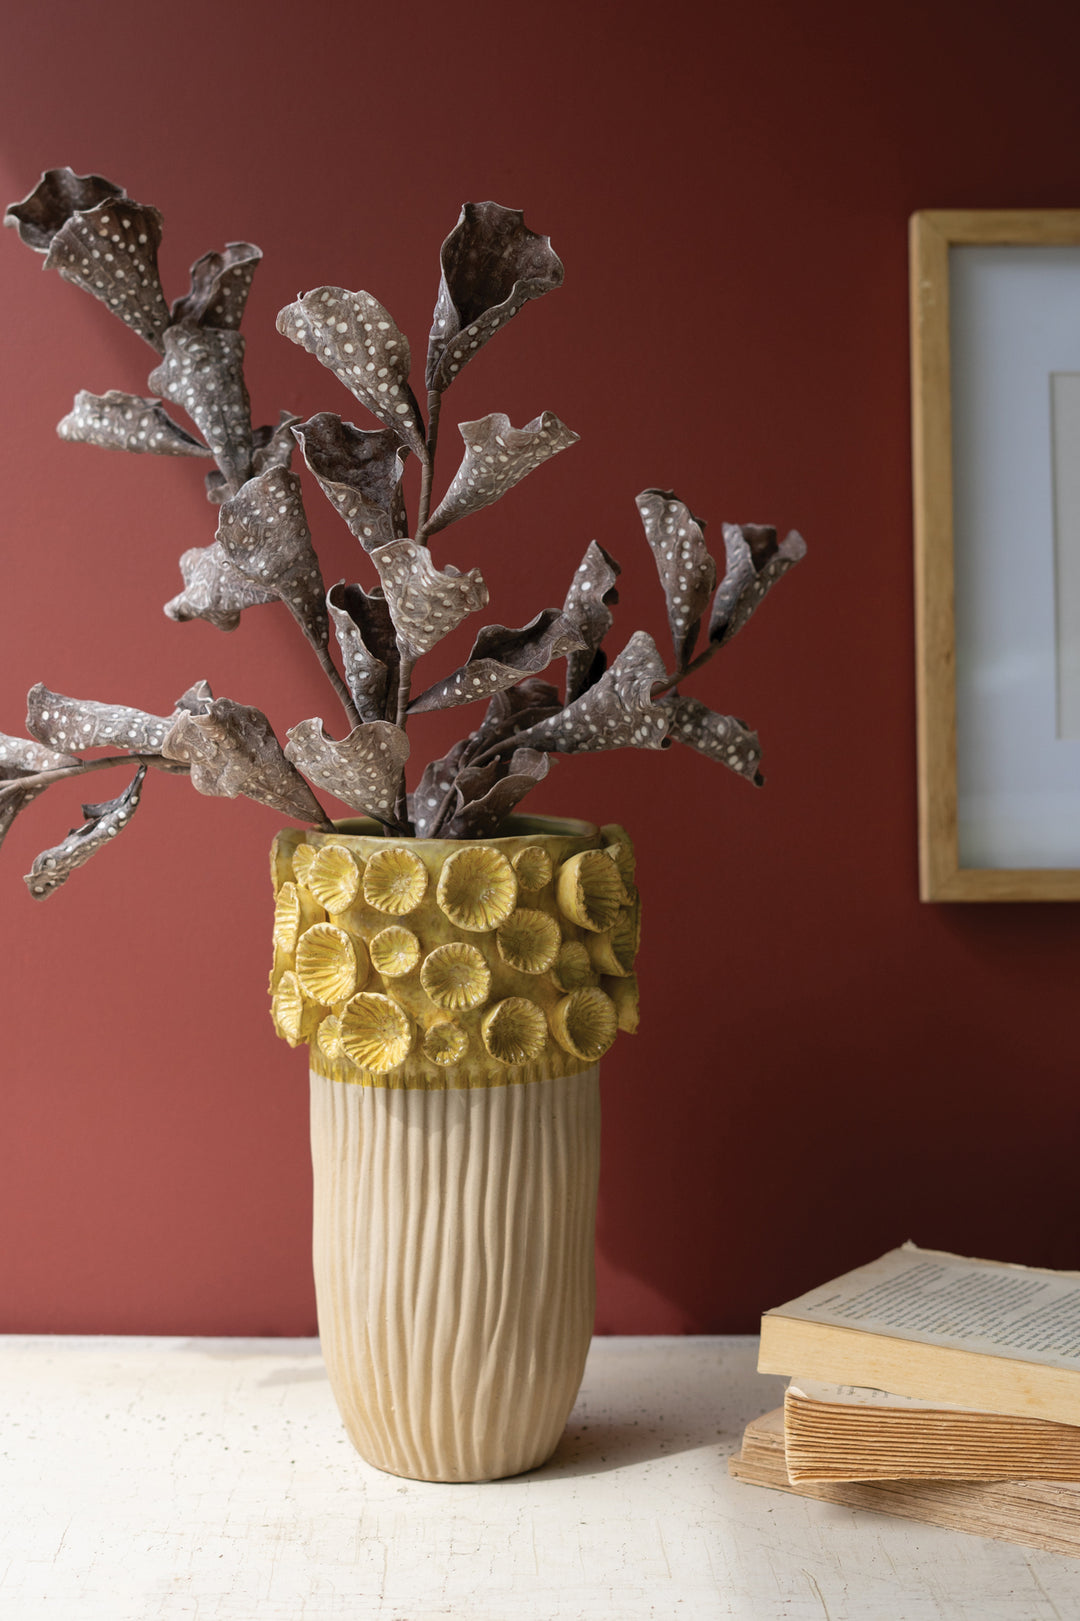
(1, 169, 806, 899)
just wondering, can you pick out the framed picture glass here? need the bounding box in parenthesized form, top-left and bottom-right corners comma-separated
(911, 210, 1080, 900)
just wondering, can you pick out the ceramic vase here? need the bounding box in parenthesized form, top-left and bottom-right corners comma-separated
(268, 815, 640, 1482)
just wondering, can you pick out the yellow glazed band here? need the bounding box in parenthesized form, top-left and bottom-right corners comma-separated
(269, 815, 640, 1089)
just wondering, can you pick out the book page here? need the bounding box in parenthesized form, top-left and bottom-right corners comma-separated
(767, 1245, 1080, 1369)
(787, 1378, 981, 1413)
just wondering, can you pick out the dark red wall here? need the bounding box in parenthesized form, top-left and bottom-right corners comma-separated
(3, 0, 1079, 1335)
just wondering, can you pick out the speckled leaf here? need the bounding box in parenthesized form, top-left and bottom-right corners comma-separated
(0, 734, 79, 851)
(370, 539, 488, 660)
(425, 412, 579, 536)
(411, 738, 473, 837)
(426, 202, 564, 392)
(284, 719, 409, 823)
(709, 523, 807, 647)
(293, 415, 408, 550)
(512, 631, 671, 755)
(662, 695, 763, 785)
(171, 241, 262, 330)
(216, 468, 328, 652)
(29, 181, 171, 351)
(148, 321, 253, 492)
(27, 684, 174, 753)
(562, 541, 621, 701)
(327, 582, 396, 723)
(472, 679, 563, 753)
(445, 748, 550, 838)
(24, 766, 146, 900)
(636, 489, 717, 669)
(175, 680, 214, 715)
(5, 168, 124, 252)
(57, 390, 210, 457)
(409, 610, 585, 713)
(276, 287, 426, 457)
(162, 698, 325, 822)
(165, 542, 276, 631)
(204, 414, 299, 503)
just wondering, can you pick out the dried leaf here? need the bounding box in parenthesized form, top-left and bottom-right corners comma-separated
(216, 468, 328, 652)
(662, 695, 763, 785)
(293, 414, 408, 550)
(20, 174, 171, 351)
(24, 766, 146, 899)
(276, 287, 426, 457)
(170, 241, 262, 330)
(27, 684, 174, 753)
(284, 719, 408, 824)
(636, 489, 717, 669)
(165, 542, 276, 631)
(409, 610, 585, 713)
(148, 320, 253, 491)
(4, 168, 124, 252)
(162, 698, 325, 822)
(0, 733, 79, 851)
(370, 539, 488, 661)
(327, 583, 396, 723)
(411, 738, 474, 837)
(426, 202, 564, 391)
(425, 411, 579, 536)
(253, 412, 301, 475)
(472, 679, 563, 753)
(175, 679, 214, 715)
(709, 523, 807, 647)
(444, 748, 550, 838)
(512, 631, 671, 755)
(57, 389, 210, 457)
(562, 541, 621, 701)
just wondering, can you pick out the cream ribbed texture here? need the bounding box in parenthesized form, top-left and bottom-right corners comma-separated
(309, 1065, 601, 1481)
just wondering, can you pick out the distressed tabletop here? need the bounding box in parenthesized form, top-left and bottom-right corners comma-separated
(1, 1334, 1077, 1620)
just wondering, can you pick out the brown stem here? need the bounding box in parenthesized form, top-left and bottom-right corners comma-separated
(0, 753, 188, 801)
(415, 390, 443, 542)
(312, 640, 362, 732)
(650, 639, 719, 701)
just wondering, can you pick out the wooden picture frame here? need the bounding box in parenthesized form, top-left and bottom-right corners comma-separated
(911, 209, 1080, 901)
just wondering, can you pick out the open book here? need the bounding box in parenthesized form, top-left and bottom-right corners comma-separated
(758, 1244, 1080, 1425)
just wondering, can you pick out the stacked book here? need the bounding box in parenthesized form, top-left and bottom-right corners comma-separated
(730, 1244, 1080, 1556)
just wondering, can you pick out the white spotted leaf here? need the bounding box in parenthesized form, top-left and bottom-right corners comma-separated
(23, 765, 147, 900)
(162, 698, 325, 823)
(148, 321, 253, 492)
(661, 695, 763, 785)
(709, 523, 807, 647)
(561, 540, 621, 701)
(510, 631, 671, 755)
(284, 719, 409, 824)
(293, 414, 408, 551)
(276, 288, 426, 457)
(425, 411, 579, 537)
(426, 203, 564, 392)
(165, 542, 276, 631)
(370, 539, 488, 661)
(409, 610, 585, 714)
(216, 468, 328, 653)
(170, 241, 262, 330)
(327, 582, 397, 723)
(26, 684, 175, 754)
(57, 390, 210, 457)
(636, 489, 717, 669)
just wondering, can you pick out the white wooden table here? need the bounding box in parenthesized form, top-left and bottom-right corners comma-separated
(2, 1334, 1077, 1619)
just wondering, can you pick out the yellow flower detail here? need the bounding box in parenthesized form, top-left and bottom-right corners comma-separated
(272, 881, 302, 954)
(602, 973, 640, 1034)
(481, 997, 548, 1065)
(496, 908, 561, 974)
(291, 843, 317, 887)
(295, 922, 361, 1005)
(512, 845, 552, 891)
(423, 1020, 469, 1066)
(420, 942, 492, 1011)
(437, 845, 517, 931)
(316, 1012, 346, 1061)
(271, 969, 321, 1047)
(555, 849, 627, 932)
(339, 992, 413, 1072)
(552, 940, 597, 993)
(585, 901, 641, 978)
(550, 987, 618, 1061)
(306, 843, 362, 914)
(363, 845, 429, 915)
(369, 925, 422, 979)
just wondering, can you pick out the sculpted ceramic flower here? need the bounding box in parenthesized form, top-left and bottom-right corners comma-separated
(550, 987, 619, 1062)
(496, 908, 561, 975)
(555, 849, 627, 932)
(295, 923, 362, 1005)
(339, 992, 413, 1071)
(304, 843, 362, 914)
(362, 845, 428, 915)
(422, 1019, 469, 1066)
(420, 942, 491, 1011)
(480, 997, 548, 1065)
(437, 846, 517, 931)
(368, 925, 421, 979)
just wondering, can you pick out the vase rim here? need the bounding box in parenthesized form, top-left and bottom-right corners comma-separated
(325, 813, 602, 845)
